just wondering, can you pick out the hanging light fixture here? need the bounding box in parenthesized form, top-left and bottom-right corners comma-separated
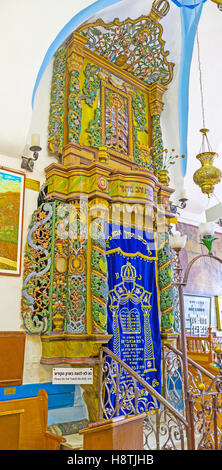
(192, 2, 222, 197)
(193, 129, 222, 196)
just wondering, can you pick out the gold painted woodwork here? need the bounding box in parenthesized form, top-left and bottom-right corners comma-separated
(77, 8, 174, 87)
(158, 169, 170, 185)
(67, 34, 87, 73)
(42, 7, 175, 383)
(25, 178, 40, 192)
(62, 142, 95, 166)
(100, 79, 134, 161)
(148, 82, 166, 117)
(45, 152, 174, 219)
(45, 161, 111, 201)
(40, 334, 112, 364)
(98, 146, 109, 164)
(70, 32, 167, 96)
(161, 331, 179, 348)
(62, 28, 169, 169)
(210, 0, 222, 5)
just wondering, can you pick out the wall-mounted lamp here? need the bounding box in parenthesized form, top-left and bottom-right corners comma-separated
(21, 134, 42, 172)
(170, 198, 188, 214)
(169, 230, 187, 251)
(170, 187, 188, 214)
(169, 229, 187, 289)
(199, 222, 217, 255)
(199, 222, 215, 238)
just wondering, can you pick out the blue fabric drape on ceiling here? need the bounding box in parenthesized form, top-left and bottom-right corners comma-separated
(171, 0, 207, 176)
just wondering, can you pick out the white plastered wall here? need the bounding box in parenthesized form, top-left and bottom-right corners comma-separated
(0, 59, 58, 384)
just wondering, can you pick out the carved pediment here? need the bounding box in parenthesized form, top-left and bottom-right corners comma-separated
(78, 0, 174, 86)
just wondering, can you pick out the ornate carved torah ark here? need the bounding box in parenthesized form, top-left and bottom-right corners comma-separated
(21, 0, 177, 420)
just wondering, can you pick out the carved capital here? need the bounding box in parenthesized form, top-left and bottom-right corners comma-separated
(148, 82, 166, 116)
(67, 51, 84, 73)
(67, 33, 87, 73)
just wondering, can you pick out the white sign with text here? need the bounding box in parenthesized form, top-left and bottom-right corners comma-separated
(52, 367, 93, 384)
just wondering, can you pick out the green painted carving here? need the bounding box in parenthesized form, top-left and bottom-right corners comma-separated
(91, 219, 108, 332)
(91, 248, 103, 271)
(134, 129, 141, 166)
(22, 201, 88, 335)
(48, 200, 56, 333)
(48, 48, 67, 156)
(68, 70, 82, 144)
(83, 63, 100, 106)
(158, 265, 172, 286)
(52, 203, 69, 334)
(169, 245, 181, 334)
(79, 15, 173, 86)
(22, 203, 53, 335)
(104, 87, 129, 155)
(86, 108, 102, 148)
(55, 201, 87, 334)
(92, 301, 107, 330)
(152, 114, 164, 175)
(161, 311, 174, 330)
(157, 232, 175, 332)
(131, 90, 153, 170)
(132, 91, 147, 132)
(91, 276, 107, 297)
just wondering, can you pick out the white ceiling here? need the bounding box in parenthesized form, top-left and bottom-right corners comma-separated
(0, 0, 221, 221)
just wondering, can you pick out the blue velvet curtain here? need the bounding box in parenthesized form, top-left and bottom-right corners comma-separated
(105, 225, 161, 414)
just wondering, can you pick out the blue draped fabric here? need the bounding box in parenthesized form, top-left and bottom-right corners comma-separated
(105, 225, 161, 415)
(171, 0, 206, 176)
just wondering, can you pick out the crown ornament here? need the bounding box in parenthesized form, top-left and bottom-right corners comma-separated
(149, 0, 170, 22)
(121, 262, 137, 281)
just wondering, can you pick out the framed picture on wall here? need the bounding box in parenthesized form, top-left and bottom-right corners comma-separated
(215, 296, 222, 330)
(184, 293, 211, 335)
(0, 168, 25, 276)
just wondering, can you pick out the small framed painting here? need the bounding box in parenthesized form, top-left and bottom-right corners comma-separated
(0, 168, 25, 275)
(215, 296, 222, 330)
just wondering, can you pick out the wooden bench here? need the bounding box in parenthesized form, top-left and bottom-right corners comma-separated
(0, 389, 65, 450)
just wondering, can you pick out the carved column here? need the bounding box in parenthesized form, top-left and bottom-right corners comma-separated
(157, 230, 175, 334)
(48, 48, 67, 157)
(79, 199, 109, 423)
(148, 83, 177, 340)
(88, 198, 110, 336)
(67, 35, 85, 145)
(148, 82, 166, 177)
